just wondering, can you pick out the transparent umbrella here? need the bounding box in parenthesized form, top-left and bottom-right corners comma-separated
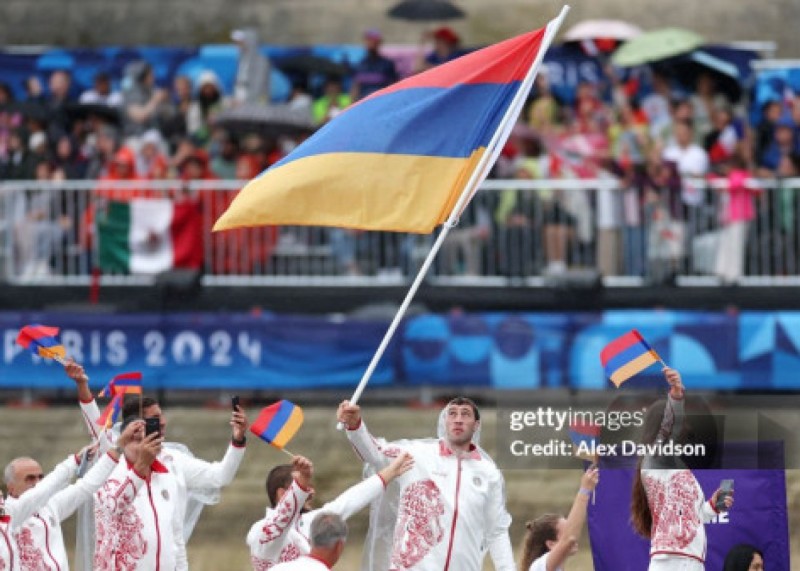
(611, 27, 704, 68)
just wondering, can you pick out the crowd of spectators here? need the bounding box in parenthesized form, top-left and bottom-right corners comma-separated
(1, 28, 799, 283)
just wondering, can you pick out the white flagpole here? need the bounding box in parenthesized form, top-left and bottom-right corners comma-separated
(337, 5, 571, 428)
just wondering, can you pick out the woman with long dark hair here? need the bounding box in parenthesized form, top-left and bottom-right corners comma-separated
(519, 465, 599, 571)
(630, 367, 734, 570)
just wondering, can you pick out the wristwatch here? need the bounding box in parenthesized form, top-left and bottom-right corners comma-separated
(113, 443, 125, 456)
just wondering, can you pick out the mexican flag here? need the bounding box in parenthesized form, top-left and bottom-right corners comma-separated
(97, 199, 203, 274)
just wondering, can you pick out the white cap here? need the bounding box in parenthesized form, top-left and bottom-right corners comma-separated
(231, 29, 246, 42)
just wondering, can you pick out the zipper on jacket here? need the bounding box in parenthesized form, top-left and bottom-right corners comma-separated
(147, 482, 162, 571)
(442, 458, 462, 571)
(35, 514, 60, 571)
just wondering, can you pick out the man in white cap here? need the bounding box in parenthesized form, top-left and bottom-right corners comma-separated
(231, 27, 271, 105)
(337, 397, 515, 571)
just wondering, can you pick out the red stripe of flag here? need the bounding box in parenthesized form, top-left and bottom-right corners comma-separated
(16, 325, 60, 347)
(600, 329, 647, 367)
(361, 28, 545, 101)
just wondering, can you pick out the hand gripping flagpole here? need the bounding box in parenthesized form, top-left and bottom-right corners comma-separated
(337, 5, 571, 429)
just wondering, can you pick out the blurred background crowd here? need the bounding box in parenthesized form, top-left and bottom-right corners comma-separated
(1, 22, 799, 285)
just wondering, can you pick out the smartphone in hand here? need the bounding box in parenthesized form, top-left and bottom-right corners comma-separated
(716, 478, 734, 511)
(231, 395, 240, 411)
(145, 417, 161, 438)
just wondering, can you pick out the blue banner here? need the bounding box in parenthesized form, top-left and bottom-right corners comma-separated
(3, 310, 800, 390)
(0, 312, 394, 390)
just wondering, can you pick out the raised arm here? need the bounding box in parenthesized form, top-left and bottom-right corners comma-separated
(338, 400, 405, 470)
(657, 367, 685, 444)
(177, 406, 248, 490)
(96, 432, 161, 518)
(64, 361, 112, 450)
(5, 455, 78, 529)
(319, 452, 414, 520)
(246, 456, 313, 563)
(543, 466, 599, 571)
(48, 422, 140, 521)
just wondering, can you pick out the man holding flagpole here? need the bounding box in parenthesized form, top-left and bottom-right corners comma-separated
(337, 397, 515, 571)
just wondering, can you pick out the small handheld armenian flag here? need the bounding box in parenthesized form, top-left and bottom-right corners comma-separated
(250, 400, 303, 456)
(97, 372, 144, 427)
(17, 325, 66, 363)
(97, 394, 124, 429)
(600, 329, 665, 387)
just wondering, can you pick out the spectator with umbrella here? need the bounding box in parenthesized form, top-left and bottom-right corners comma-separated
(416, 26, 465, 72)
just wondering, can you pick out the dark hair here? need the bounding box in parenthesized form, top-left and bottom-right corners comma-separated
(630, 458, 652, 538)
(266, 464, 293, 507)
(519, 514, 561, 570)
(447, 396, 480, 421)
(121, 396, 159, 421)
(630, 400, 667, 538)
(723, 544, 763, 571)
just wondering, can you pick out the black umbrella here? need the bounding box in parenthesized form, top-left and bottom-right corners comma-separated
(214, 104, 316, 137)
(657, 50, 743, 103)
(275, 55, 349, 78)
(65, 102, 122, 125)
(388, 0, 465, 21)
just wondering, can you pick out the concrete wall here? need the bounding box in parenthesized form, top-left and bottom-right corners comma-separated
(1, 0, 797, 57)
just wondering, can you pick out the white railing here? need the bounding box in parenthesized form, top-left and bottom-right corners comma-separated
(2, 177, 800, 287)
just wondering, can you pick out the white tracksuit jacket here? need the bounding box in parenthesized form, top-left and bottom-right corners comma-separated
(246, 474, 386, 570)
(11, 452, 118, 571)
(346, 421, 515, 571)
(79, 398, 245, 570)
(1, 456, 79, 571)
(642, 394, 720, 567)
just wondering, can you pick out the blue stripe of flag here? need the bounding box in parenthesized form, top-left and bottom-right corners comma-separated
(272, 82, 520, 170)
(261, 401, 294, 443)
(33, 336, 60, 348)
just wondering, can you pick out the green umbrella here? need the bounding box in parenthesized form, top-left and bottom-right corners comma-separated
(611, 27, 704, 67)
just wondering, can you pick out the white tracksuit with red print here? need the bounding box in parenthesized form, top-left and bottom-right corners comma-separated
(1, 457, 80, 571)
(93, 445, 245, 571)
(346, 421, 515, 571)
(78, 397, 245, 570)
(642, 395, 720, 569)
(246, 474, 386, 570)
(10, 452, 119, 571)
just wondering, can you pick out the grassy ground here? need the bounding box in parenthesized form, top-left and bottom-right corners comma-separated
(1, 406, 797, 570)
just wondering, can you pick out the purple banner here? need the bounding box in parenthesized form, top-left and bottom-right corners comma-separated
(588, 466, 790, 570)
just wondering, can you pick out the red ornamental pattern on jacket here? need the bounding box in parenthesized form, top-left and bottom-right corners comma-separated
(643, 471, 701, 550)
(390, 479, 445, 570)
(16, 526, 47, 571)
(258, 494, 297, 544)
(251, 543, 302, 571)
(94, 478, 147, 570)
